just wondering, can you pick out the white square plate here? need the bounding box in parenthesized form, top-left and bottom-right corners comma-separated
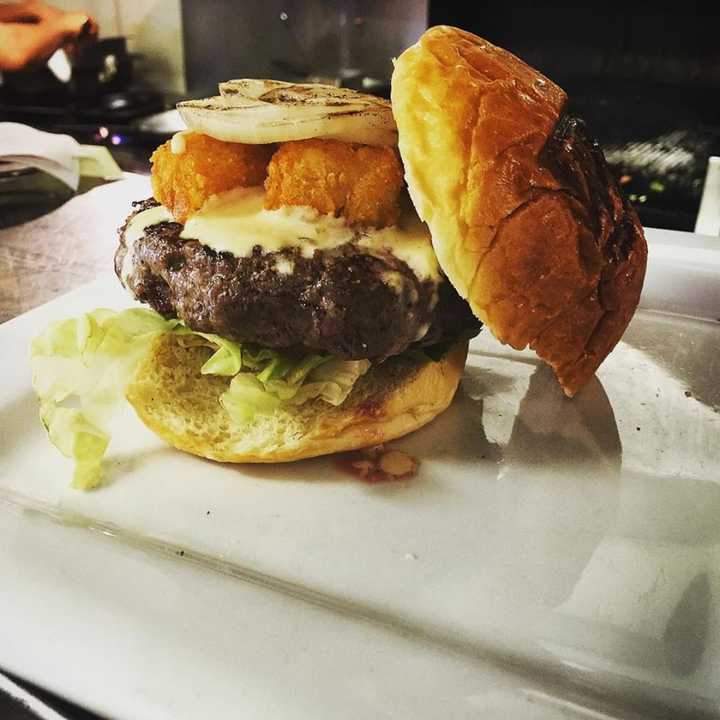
(1, 228, 719, 719)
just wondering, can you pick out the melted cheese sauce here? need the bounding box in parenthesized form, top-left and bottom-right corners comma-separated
(170, 130, 191, 155)
(123, 186, 441, 282)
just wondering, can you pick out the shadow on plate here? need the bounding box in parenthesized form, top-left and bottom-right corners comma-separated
(467, 365, 624, 618)
(621, 312, 720, 413)
(215, 453, 346, 484)
(103, 446, 182, 488)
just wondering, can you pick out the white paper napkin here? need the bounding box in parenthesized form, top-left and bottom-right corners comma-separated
(0, 122, 81, 190)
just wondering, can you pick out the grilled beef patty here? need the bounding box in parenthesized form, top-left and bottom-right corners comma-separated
(115, 199, 480, 360)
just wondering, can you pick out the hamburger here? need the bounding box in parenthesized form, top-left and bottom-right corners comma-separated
(31, 26, 647, 489)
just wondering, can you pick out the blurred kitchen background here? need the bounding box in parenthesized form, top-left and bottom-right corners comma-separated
(1, 0, 719, 232)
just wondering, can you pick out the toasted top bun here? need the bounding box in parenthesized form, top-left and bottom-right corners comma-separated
(126, 334, 468, 463)
(392, 26, 647, 396)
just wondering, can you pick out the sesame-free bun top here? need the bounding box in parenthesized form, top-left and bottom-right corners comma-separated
(391, 26, 647, 396)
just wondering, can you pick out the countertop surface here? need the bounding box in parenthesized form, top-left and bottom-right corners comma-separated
(0, 173, 151, 325)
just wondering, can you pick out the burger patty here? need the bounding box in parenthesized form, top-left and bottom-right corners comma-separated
(116, 199, 481, 360)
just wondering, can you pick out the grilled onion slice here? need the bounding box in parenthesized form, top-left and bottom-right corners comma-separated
(177, 79, 398, 147)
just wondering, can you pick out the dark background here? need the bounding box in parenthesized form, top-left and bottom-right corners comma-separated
(2, 1, 718, 231)
(429, 1, 720, 231)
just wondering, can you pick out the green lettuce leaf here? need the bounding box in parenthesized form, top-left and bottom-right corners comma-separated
(41, 404, 109, 490)
(31, 308, 179, 489)
(280, 358, 371, 406)
(173, 328, 243, 376)
(31, 307, 370, 489)
(220, 374, 282, 423)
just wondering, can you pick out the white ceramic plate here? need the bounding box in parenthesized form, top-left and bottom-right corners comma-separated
(1, 228, 719, 720)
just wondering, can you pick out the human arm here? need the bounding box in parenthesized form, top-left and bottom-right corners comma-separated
(0, 1, 61, 23)
(0, 8, 95, 71)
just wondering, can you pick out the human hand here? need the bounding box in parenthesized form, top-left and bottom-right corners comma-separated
(57, 12, 99, 57)
(24, 1, 64, 21)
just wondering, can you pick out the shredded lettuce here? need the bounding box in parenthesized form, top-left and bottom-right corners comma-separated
(282, 357, 371, 406)
(31, 308, 180, 489)
(31, 308, 370, 489)
(42, 405, 109, 491)
(220, 374, 282, 423)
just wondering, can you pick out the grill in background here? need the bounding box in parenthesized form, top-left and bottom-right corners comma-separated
(430, 1, 720, 231)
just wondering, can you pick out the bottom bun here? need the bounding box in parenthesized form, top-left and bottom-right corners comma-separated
(126, 334, 469, 463)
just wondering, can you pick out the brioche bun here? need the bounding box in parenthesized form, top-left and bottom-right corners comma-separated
(126, 334, 468, 463)
(392, 26, 647, 396)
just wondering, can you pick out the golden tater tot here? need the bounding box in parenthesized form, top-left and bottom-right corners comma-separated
(151, 132, 274, 223)
(264, 139, 405, 227)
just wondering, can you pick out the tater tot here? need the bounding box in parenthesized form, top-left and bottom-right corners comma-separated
(151, 132, 274, 223)
(264, 139, 405, 227)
